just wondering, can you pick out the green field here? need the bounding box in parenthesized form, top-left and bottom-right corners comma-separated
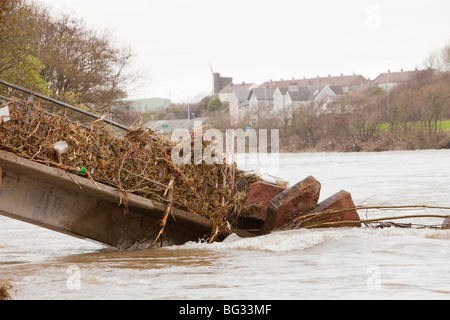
(377, 120, 450, 132)
(440, 121, 450, 131)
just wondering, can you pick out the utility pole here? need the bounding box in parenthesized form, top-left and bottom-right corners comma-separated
(387, 70, 391, 123)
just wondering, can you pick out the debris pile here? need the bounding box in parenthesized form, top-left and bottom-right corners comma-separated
(0, 100, 260, 242)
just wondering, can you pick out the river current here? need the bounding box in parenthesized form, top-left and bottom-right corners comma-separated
(1, 150, 449, 300)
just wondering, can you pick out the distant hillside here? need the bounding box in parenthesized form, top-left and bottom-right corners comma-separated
(127, 98, 172, 113)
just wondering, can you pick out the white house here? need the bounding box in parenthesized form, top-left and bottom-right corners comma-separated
(229, 90, 251, 125)
(247, 87, 276, 126)
(219, 82, 258, 104)
(273, 87, 289, 114)
(248, 87, 276, 112)
(228, 83, 344, 126)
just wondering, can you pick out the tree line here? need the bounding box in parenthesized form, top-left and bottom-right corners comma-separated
(0, 0, 140, 121)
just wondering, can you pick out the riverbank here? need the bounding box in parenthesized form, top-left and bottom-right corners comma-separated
(280, 130, 450, 153)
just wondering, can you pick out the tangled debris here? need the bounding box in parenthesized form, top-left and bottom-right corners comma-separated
(0, 99, 260, 243)
(283, 206, 450, 230)
(0, 281, 12, 300)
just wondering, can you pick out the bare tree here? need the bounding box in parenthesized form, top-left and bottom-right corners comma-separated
(442, 41, 450, 73)
(33, 11, 138, 114)
(0, 1, 143, 119)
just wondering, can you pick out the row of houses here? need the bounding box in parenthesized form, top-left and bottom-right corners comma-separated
(214, 69, 421, 125)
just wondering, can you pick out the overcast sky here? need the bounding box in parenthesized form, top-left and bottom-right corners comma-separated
(36, 0, 450, 102)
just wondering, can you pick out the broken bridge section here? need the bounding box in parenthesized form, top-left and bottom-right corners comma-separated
(0, 150, 213, 250)
(0, 79, 215, 250)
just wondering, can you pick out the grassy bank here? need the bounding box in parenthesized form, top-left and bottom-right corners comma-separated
(279, 124, 450, 153)
(378, 120, 450, 133)
(439, 121, 450, 131)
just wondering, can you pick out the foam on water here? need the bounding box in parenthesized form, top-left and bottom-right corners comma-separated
(179, 227, 450, 253)
(183, 229, 346, 252)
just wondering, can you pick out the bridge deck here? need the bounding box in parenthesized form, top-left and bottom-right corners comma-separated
(0, 150, 213, 250)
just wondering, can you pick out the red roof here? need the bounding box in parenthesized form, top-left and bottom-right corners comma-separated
(372, 70, 418, 84)
(260, 74, 369, 89)
(220, 82, 256, 94)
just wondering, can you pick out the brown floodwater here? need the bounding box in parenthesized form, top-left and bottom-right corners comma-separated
(1, 150, 450, 300)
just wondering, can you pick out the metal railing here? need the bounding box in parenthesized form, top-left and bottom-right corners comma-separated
(0, 79, 129, 131)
